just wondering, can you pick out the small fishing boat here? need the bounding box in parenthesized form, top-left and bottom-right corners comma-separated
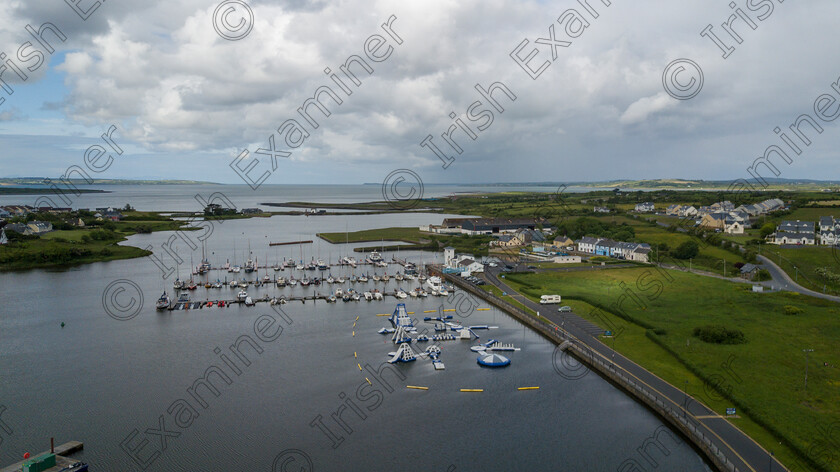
(337, 276, 346, 283)
(276, 277, 287, 287)
(288, 276, 298, 286)
(229, 280, 239, 288)
(187, 281, 197, 290)
(351, 291, 361, 301)
(327, 275, 335, 284)
(177, 293, 190, 303)
(295, 263, 304, 270)
(205, 282, 212, 289)
(395, 273, 404, 281)
(358, 274, 369, 283)
(156, 292, 171, 310)
(263, 274, 271, 283)
(364, 291, 373, 301)
(349, 275, 358, 283)
(301, 277, 311, 287)
(327, 295, 337, 303)
(232, 265, 241, 273)
(373, 290, 383, 300)
(173, 278, 184, 290)
(382, 274, 390, 282)
(369, 251, 383, 262)
(245, 296, 255, 306)
(373, 274, 381, 282)
(395, 288, 407, 299)
(317, 260, 328, 270)
(237, 290, 248, 302)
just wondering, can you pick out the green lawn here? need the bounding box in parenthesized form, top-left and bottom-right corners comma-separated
(504, 268, 840, 472)
(760, 245, 840, 296)
(318, 227, 425, 244)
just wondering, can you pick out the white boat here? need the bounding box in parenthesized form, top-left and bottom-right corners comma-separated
(373, 274, 381, 282)
(382, 274, 390, 282)
(288, 277, 298, 286)
(335, 288, 343, 297)
(232, 265, 241, 273)
(364, 291, 373, 301)
(337, 276, 346, 283)
(229, 280, 238, 288)
(295, 263, 304, 270)
(327, 295, 337, 303)
(359, 274, 369, 282)
(376, 261, 388, 268)
(237, 290, 248, 301)
(351, 292, 361, 301)
(426, 276, 444, 292)
(301, 278, 311, 287)
(156, 292, 171, 310)
(327, 275, 335, 284)
(276, 277, 287, 287)
(373, 290, 383, 300)
(395, 288, 408, 299)
(395, 273, 404, 281)
(369, 251, 383, 262)
(244, 296, 255, 306)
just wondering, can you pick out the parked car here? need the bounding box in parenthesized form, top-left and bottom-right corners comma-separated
(558, 306, 572, 313)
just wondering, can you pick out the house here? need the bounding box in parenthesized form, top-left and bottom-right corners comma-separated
(27, 221, 53, 234)
(777, 220, 814, 234)
(241, 208, 262, 215)
(3, 205, 32, 216)
(68, 217, 86, 228)
(770, 232, 815, 245)
(629, 246, 651, 263)
(553, 255, 582, 264)
(594, 206, 611, 213)
(595, 239, 618, 257)
(0, 228, 7, 245)
(518, 229, 546, 244)
(577, 236, 600, 254)
(679, 206, 698, 217)
(739, 263, 761, 280)
(665, 204, 682, 216)
(497, 234, 526, 247)
(455, 257, 484, 275)
(5, 223, 31, 235)
(634, 202, 655, 213)
(699, 213, 727, 231)
(820, 230, 839, 246)
(725, 221, 745, 234)
(710, 201, 735, 212)
(0, 207, 10, 218)
(552, 236, 574, 249)
(819, 216, 838, 232)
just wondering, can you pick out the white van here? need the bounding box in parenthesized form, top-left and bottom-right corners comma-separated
(539, 294, 562, 304)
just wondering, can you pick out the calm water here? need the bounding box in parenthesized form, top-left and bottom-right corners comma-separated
(0, 183, 615, 212)
(0, 193, 712, 471)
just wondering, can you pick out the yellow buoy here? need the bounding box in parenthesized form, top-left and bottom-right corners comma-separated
(518, 387, 540, 391)
(366, 377, 371, 385)
(460, 389, 483, 392)
(406, 385, 429, 390)
(358, 363, 362, 371)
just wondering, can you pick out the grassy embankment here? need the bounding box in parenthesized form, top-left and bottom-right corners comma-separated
(0, 211, 195, 270)
(318, 227, 493, 257)
(504, 267, 840, 472)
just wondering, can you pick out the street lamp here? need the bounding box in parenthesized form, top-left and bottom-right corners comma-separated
(803, 349, 814, 392)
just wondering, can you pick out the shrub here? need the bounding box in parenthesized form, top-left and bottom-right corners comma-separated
(755, 269, 772, 281)
(783, 305, 804, 316)
(673, 240, 700, 260)
(692, 325, 747, 344)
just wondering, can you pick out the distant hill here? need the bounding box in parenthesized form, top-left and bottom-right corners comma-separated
(0, 178, 218, 186)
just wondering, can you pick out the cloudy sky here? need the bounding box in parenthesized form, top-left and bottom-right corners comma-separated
(1, 0, 839, 184)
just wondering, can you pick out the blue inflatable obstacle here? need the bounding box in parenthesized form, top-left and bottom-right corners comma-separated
(477, 353, 511, 367)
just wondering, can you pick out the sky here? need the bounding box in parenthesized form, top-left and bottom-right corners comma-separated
(1, 0, 839, 185)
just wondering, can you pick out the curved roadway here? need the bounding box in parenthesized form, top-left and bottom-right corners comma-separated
(480, 267, 787, 472)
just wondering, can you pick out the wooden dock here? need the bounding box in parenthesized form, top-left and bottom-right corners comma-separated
(0, 441, 83, 472)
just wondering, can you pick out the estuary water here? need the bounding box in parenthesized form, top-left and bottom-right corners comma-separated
(0, 188, 712, 471)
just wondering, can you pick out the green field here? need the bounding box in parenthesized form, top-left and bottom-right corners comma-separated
(760, 245, 840, 296)
(504, 268, 840, 472)
(0, 229, 152, 270)
(318, 227, 425, 244)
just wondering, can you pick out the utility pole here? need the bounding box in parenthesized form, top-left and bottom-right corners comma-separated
(803, 349, 814, 392)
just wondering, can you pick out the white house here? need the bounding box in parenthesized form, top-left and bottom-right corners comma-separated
(819, 216, 838, 233)
(771, 232, 815, 245)
(577, 236, 600, 254)
(725, 221, 745, 234)
(634, 202, 655, 213)
(444, 247, 456, 267)
(0, 228, 7, 245)
(820, 230, 839, 246)
(455, 257, 484, 276)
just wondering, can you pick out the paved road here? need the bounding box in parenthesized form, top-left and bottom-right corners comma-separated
(479, 268, 787, 472)
(757, 255, 840, 302)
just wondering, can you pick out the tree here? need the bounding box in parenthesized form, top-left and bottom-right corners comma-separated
(673, 240, 699, 259)
(759, 223, 776, 238)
